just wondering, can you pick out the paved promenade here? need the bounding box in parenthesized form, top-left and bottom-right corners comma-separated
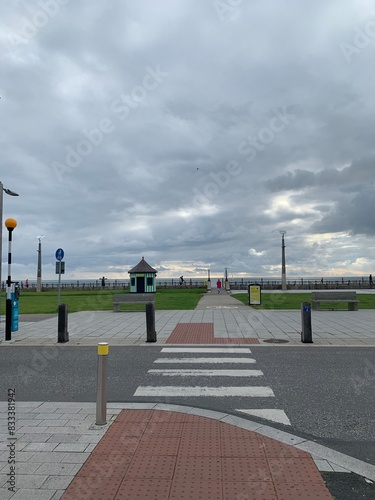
(0, 290, 374, 498)
(5, 290, 375, 346)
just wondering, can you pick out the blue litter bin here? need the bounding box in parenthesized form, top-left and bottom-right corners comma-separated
(11, 284, 19, 332)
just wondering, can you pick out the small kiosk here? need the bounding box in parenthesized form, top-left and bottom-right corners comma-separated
(128, 257, 157, 293)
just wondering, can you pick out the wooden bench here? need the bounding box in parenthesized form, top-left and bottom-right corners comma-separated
(113, 293, 155, 312)
(311, 291, 359, 311)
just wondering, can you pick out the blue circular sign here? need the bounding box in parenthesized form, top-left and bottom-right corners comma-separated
(55, 248, 64, 261)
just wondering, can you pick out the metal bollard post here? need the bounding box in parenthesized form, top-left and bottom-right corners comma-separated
(301, 302, 313, 343)
(96, 342, 109, 425)
(57, 304, 69, 343)
(146, 302, 157, 342)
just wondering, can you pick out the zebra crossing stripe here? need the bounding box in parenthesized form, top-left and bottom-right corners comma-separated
(133, 386, 274, 397)
(161, 348, 252, 353)
(148, 369, 264, 377)
(154, 357, 256, 364)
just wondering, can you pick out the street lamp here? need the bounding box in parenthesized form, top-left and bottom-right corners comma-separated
(5, 217, 17, 341)
(36, 235, 45, 292)
(0, 182, 19, 332)
(279, 230, 287, 290)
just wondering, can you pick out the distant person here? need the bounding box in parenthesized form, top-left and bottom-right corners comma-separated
(370, 274, 373, 288)
(179, 276, 184, 286)
(101, 276, 106, 288)
(216, 279, 222, 294)
(25, 279, 29, 288)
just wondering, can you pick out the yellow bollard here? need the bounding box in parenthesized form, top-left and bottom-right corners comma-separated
(96, 342, 109, 425)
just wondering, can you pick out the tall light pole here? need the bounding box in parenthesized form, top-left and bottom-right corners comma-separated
(0, 182, 19, 331)
(5, 217, 17, 341)
(36, 235, 45, 292)
(279, 230, 287, 290)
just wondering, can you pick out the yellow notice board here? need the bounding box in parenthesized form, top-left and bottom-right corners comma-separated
(249, 285, 261, 305)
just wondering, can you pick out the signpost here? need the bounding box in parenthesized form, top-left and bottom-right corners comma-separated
(55, 248, 64, 306)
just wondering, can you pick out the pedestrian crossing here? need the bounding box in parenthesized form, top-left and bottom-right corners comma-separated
(133, 346, 291, 426)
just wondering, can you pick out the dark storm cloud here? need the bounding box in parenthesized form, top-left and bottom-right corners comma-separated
(264, 156, 375, 192)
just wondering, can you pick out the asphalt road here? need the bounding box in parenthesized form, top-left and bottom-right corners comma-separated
(0, 345, 374, 467)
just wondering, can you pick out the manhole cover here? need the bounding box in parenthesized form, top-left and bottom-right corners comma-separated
(263, 338, 289, 344)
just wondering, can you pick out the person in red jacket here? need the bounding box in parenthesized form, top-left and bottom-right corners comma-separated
(216, 279, 222, 294)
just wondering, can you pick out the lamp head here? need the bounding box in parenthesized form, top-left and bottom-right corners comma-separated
(5, 218, 17, 231)
(3, 188, 19, 196)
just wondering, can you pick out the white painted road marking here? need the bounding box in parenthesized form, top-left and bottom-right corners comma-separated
(236, 409, 291, 426)
(161, 348, 252, 353)
(154, 357, 256, 364)
(134, 386, 275, 397)
(148, 369, 264, 377)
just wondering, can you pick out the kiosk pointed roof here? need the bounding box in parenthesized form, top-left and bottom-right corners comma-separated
(128, 257, 157, 274)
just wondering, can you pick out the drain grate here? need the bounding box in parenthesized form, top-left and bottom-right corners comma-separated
(263, 338, 289, 344)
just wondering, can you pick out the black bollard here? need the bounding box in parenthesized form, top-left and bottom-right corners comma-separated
(58, 303, 69, 343)
(146, 302, 157, 342)
(301, 302, 312, 343)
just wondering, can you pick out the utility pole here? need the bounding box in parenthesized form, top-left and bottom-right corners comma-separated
(280, 230, 287, 290)
(36, 235, 45, 292)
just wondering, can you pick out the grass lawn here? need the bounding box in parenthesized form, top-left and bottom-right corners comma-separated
(232, 292, 375, 310)
(0, 288, 206, 315)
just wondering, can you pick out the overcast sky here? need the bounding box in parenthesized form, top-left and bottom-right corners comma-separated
(1, 0, 375, 281)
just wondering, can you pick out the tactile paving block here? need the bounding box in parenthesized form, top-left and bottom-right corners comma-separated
(115, 409, 154, 423)
(110, 422, 148, 438)
(77, 453, 132, 478)
(213, 337, 260, 344)
(62, 475, 123, 500)
(115, 478, 172, 500)
(166, 323, 260, 344)
(134, 437, 181, 456)
(262, 437, 310, 459)
(92, 439, 140, 457)
(150, 410, 188, 423)
(182, 422, 221, 439)
(219, 421, 262, 439)
(125, 454, 177, 479)
(183, 413, 210, 423)
(268, 458, 327, 483)
(273, 481, 333, 499)
(62, 409, 332, 500)
(218, 422, 263, 441)
(221, 438, 266, 458)
(222, 481, 278, 500)
(221, 457, 272, 482)
(173, 456, 222, 482)
(166, 323, 214, 343)
(143, 422, 184, 437)
(178, 437, 221, 457)
(169, 479, 223, 500)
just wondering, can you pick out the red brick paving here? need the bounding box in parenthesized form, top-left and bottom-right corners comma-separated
(166, 323, 260, 344)
(62, 410, 332, 500)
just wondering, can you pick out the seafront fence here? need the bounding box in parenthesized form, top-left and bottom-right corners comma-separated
(2, 277, 373, 292)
